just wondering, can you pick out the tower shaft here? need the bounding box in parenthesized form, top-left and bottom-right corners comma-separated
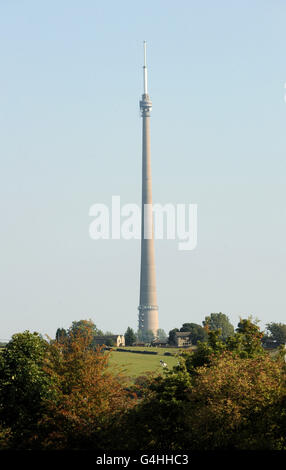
(138, 43, 159, 337)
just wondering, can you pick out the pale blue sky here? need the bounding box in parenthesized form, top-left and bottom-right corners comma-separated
(0, 0, 286, 339)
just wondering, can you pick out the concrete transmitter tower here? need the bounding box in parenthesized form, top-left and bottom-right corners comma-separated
(138, 41, 159, 338)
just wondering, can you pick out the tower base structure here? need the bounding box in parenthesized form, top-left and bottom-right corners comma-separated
(138, 304, 159, 336)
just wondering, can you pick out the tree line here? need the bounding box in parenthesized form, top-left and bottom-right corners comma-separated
(168, 313, 286, 347)
(124, 313, 286, 347)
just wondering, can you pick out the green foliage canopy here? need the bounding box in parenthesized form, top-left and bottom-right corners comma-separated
(168, 328, 179, 345)
(266, 322, 286, 345)
(156, 329, 167, 341)
(0, 331, 55, 447)
(203, 312, 234, 340)
(124, 327, 136, 346)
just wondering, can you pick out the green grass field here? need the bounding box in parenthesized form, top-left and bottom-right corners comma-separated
(108, 347, 190, 379)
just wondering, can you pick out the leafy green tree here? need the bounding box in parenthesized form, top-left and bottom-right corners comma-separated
(266, 322, 286, 345)
(156, 329, 167, 341)
(136, 329, 155, 343)
(143, 330, 155, 343)
(180, 323, 208, 345)
(180, 323, 194, 331)
(182, 353, 286, 450)
(181, 329, 227, 373)
(168, 328, 179, 345)
(35, 329, 135, 450)
(55, 328, 67, 343)
(114, 363, 192, 450)
(67, 319, 103, 339)
(124, 327, 136, 346)
(203, 312, 234, 340)
(66, 319, 104, 351)
(0, 331, 54, 448)
(181, 318, 266, 375)
(235, 318, 265, 357)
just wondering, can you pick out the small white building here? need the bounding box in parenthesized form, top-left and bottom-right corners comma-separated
(174, 331, 192, 348)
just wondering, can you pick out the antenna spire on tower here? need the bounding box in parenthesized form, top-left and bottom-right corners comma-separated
(143, 40, 148, 95)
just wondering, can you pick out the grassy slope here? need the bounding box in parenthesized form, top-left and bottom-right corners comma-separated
(108, 347, 184, 378)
